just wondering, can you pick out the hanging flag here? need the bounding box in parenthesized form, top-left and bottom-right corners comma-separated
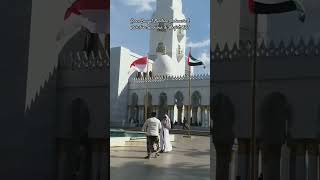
(64, 0, 109, 33)
(56, 0, 109, 53)
(130, 57, 148, 72)
(249, 0, 305, 22)
(187, 49, 204, 66)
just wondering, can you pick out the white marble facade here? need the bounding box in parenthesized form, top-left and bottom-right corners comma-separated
(127, 75, 210, 127)
(110, 0, 209, 127)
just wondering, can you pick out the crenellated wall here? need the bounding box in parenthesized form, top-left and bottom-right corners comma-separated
(212, 39, 320, 180)
(128, 74, 210, 106)
(57, 50, 108, 138)
(212, 38, 320, 140)
(55, 49, 109, 180)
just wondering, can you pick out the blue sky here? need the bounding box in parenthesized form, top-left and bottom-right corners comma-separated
(110, 0, 210, 74)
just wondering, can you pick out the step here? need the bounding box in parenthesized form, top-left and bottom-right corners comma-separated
(111, 135, 175, 147)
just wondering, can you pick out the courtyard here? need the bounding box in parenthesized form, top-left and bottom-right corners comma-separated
(110, 134, 211, 180)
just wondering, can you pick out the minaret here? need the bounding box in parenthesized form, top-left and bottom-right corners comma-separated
(148, 0, 187, 75)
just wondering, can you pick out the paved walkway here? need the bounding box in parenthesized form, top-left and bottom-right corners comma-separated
(110, 135, 210, 180)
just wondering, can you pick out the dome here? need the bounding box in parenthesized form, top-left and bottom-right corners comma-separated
(152, 54, 178, 76)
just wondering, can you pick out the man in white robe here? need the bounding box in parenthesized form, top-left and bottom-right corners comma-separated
(160, 114, 173, 153)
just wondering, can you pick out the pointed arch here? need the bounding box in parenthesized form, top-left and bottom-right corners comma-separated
(191, 91, 202, 125)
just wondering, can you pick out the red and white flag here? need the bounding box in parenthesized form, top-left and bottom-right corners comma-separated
(56, 0, 109, 53)
(64, 0, 109, 33)
(130, 57, 148, 72)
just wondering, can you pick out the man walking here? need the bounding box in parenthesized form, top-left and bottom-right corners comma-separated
(142, 112, 162, 159)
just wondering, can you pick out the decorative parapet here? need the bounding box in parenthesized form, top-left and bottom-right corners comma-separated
(59, 50, 109, 70)
(130, 74, 210, 83)
(212, 38, 320, 61)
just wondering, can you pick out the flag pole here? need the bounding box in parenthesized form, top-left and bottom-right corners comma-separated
(144, 57, 149, 126)
(250, 13, 258, 180)
(188, 48, 191, 138)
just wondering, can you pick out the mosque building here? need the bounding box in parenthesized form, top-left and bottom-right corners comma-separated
(110, 0, 210, 128)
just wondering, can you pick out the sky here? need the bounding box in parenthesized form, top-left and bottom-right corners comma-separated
(110, 0, 210, 75)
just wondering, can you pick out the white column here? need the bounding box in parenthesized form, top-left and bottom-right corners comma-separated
(204, 107, 208, 128)
(181, 105, 185, 123)
(190, 107, 193, 124)
(201, 107, 205, 127)
(174, 104, 178, 123)
(197, 106, 201, 125)
(208, 106, 210, 123)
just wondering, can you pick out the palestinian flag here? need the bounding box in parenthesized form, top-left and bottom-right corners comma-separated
(249, 0, 305, 22)
(187, 49, 204, 66)
(130, 57, 148, 72)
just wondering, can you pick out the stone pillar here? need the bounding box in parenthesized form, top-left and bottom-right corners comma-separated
(237, 139, 249, 180)
(307, 142, 318, 180)
(289, 142, 306, 180)
(262, 144, 282, 180)
(215, 143, 232, 180)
